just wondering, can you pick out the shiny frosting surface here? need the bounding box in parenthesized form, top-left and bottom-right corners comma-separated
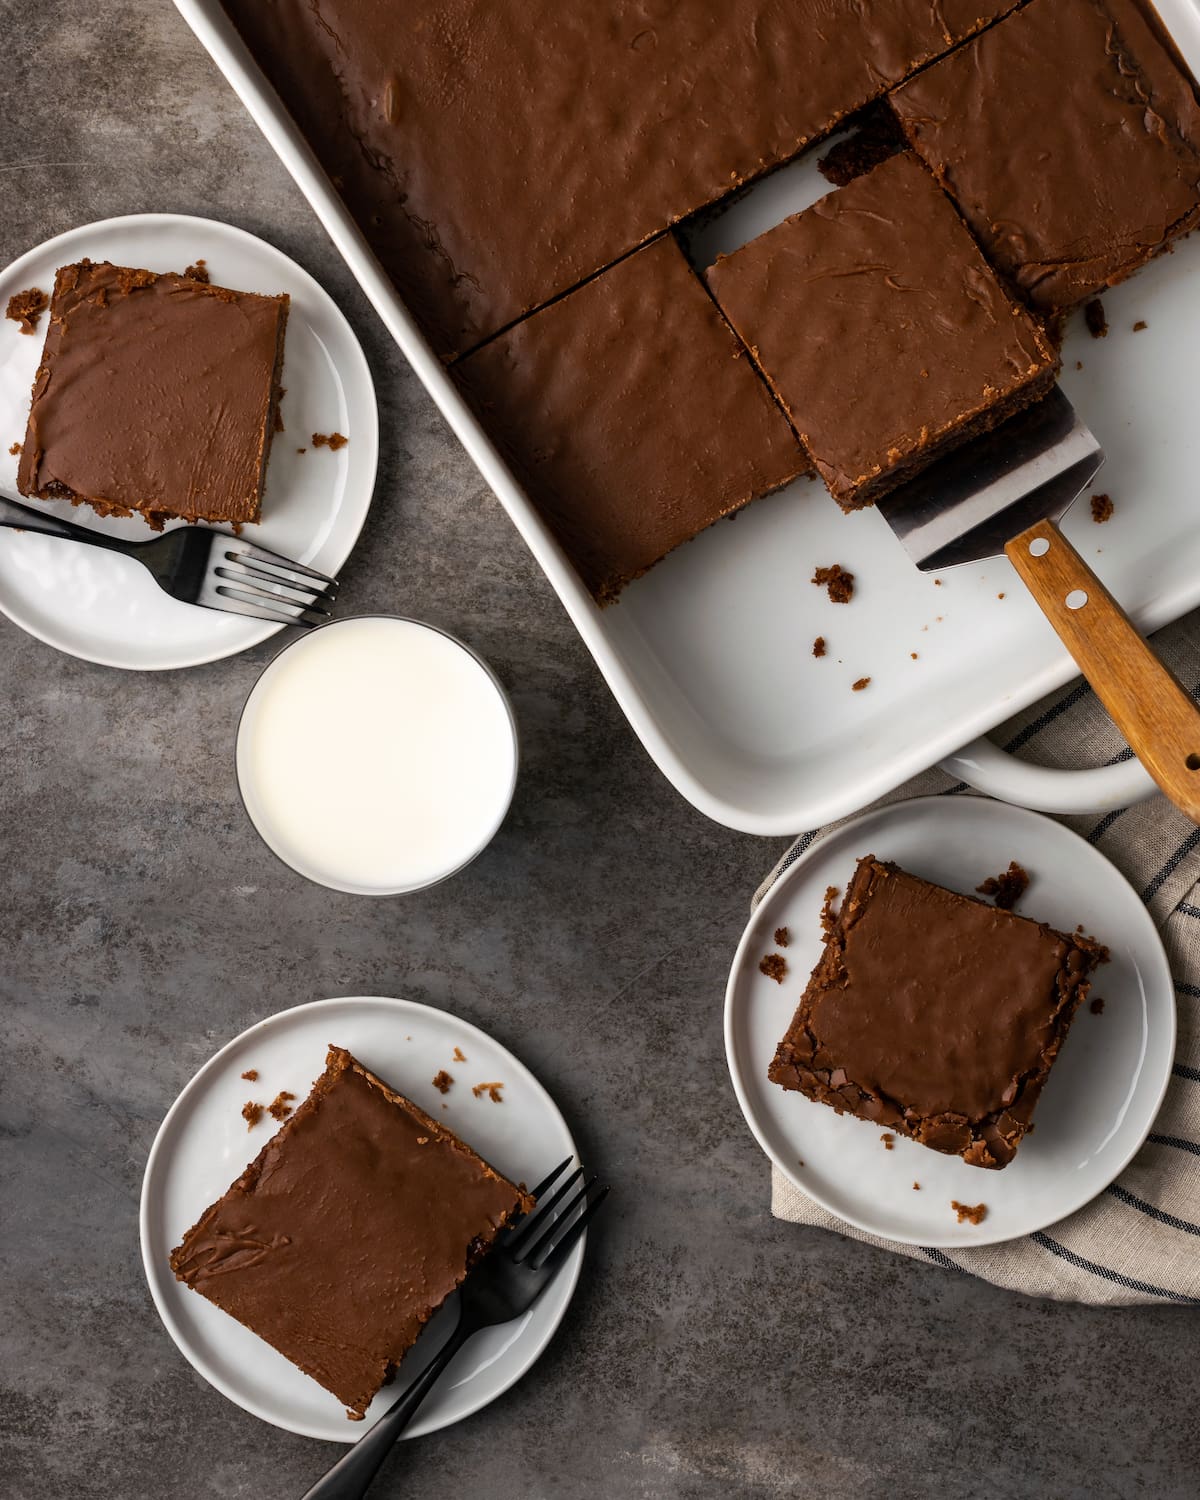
(170, 1046, 530, 1417)
(218, 0, 1019, 357)
(455, 235, 805, 603)
(707, 152, 1058, 508)
(893, 0, 1200, 312)
(17, 260, 286, 525)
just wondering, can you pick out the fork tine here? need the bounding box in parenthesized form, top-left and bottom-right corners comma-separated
(214, 564, 334, 611)
(496, 1157, 575, 1246)
(523, 1179, 607, 1270)
(220, 556, 338, 600)
(527, 1156, 576, 1204)
(211, 584, 332, 628)
(224, 541, 336, 586)
(505, 1167, 585, 1257)
(531, 1183, 608, 1271)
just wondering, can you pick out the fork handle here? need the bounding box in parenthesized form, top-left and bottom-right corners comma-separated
(300, 1315, 473, 1500)
(1006, 516, 1200, 822)
(0, 494, 139, 554)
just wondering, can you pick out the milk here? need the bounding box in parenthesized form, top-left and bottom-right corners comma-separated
(236, 616, 517, 893)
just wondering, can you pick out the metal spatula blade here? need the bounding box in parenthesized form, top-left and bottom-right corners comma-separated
(876, 387, 1103, 571)
(872, 384, 1200, 823)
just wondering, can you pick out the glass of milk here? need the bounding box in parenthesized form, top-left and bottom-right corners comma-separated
(235, 616, 518, 894)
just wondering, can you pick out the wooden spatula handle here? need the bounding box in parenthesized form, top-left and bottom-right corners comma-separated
(1005, 517, 1200, 823)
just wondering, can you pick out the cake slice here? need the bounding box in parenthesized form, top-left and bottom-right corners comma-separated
(705, 152, 1059, 510)
(17, 259, 288, 529)
(892, 0, 1200, 316)
(170, 1045, 533, 1418)
(769, 857, 1102, 1168)
(455, 235, 806, 604)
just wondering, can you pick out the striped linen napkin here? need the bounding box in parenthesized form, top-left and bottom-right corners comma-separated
(759, 613, 1200, 1305)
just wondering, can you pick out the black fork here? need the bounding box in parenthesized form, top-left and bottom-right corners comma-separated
(301, 1157, 608, 1500)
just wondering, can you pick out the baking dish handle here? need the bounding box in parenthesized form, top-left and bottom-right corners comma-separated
(939, 736, 1158, 815)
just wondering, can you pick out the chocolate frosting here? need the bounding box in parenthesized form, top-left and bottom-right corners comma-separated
(456, 235, 805, 603)
(17, 260, 288, 526)
(893, 0, 1200, 313)
(218, 0, 1020, 358)
(170, 1046, 531, 1418)
(706, 152, 1058, 509)
(770, 858, 1097, 1169)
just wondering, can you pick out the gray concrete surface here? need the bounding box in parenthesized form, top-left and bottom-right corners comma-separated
(1, 3, 1197, 1496)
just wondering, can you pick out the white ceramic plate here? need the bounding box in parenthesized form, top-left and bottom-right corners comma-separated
(0, 214, 377, 669)
(140, 996, 582, 1442)
(175, 0, 1200, 830)
(725, 796, 1176, 1247)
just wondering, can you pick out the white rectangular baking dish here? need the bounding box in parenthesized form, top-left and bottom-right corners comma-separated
(174, 0, 1200, 834)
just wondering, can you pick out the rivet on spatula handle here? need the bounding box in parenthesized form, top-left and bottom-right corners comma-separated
(1005, 517, 1200, 823)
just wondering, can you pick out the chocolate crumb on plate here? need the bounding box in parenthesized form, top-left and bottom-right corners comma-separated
(471, 1081, 505, 1102)
(267, 1089, 296, 1121)
(952, 1200, 988, 1226)
(880, 1132, 894, 1150)
(311, 430, 349, 450)
(8, 442, 20, 456)
(812, 563, 854, 603)
(759, 953, 787, 983)
(453, 1046, 467, 1063)
(1133, 319, 1147, 331)
(774, 926, 790, 948)
(240, 1069, 259, 1082)
(910, 652, 918, 659)
(183, 260, 210, 283)
(912, 1182, 920, 1191)
(975, 860, 1030, 910)
(1090, 996, 1106, 1014)
(432, 1069, 454, 1094)
(812, 636, 827, 658)
(1091, 492, 1114, 523)
(1075, 360, 1083, 370)
(5, 286, 48, 334)
(241, 1100, 263, 1130)
(1084, 298, 1108, 338)
(851, 676, 871, 692)
(296, 446, 307, 453)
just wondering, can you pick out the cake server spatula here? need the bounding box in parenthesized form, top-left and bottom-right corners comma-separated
(876, 386, 1200, 822)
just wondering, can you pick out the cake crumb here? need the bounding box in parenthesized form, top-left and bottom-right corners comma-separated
(267, 1090, 296, 1121)
(312, 430, 349, 451)
(851, 676, 871, 692)
(934, 578, 943, 586)
(759, 953, 787, 983)
(5, 286, 47, 334)
(240, 1069, 259, 1082)
(453, 1046, 467, 1063)
(997, 593, 1006, 600)
(296, 446, 307, 454)
(812, 636, 827, 658)
(816, 104, 905, 187)
(1084, 298, 1108, 338)
(910, 652, 918, 659)
(7, 442, 20, 456)
(117, 266, 155, 294)
(774, 926, 790, 948)
(797, 1158, 805, 1167)
(1075, 360, 1083, 370)
(880, 1133, 894, 1150)
(183, 259, 210, 283)
(1133, 319, 1147, 332)
(952, 1200, 988, 1226)
(1090, 996, 1106, 1015)
(819, 885, 840, 936)
(241, 1100, 263, 1130)
(912, 1182, 920, 1191)
(472, 1081, 505, 1102)
(813, 563, 854, 603)
(976, 861, 1030, 910)
(1090, 493, 1114, 524)
(432, 1069, 454, 1094)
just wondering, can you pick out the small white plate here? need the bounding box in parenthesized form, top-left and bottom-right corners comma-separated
(140, 996, 582, 1442)
(0, 213, 378, 669)
(725, 796, 1176, 1247)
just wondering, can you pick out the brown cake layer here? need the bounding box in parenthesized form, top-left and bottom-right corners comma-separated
(706, 153, 1059, 509)
(170, 1046, 532, 1419)
(769, 857, 1100, 1169)
(455, 235, 806, 604)
(17, 260, 288, 529)
(892, 0, 1200, 314)
(218, 0, 1020, 359)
